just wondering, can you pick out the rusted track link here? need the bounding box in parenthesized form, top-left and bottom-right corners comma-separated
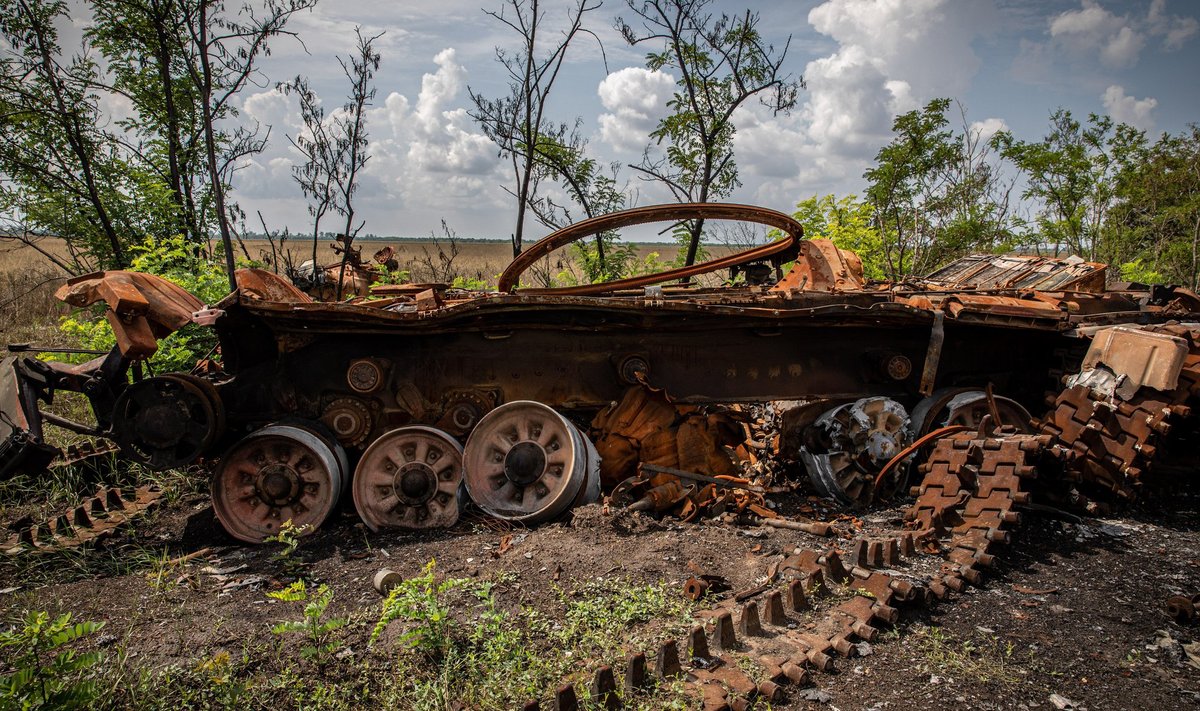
(522, 431, 1040, 710)
(1039, 323, 1200, 501)
(3, 485, 163, 555)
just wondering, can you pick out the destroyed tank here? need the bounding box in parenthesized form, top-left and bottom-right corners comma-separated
(4, 202, 1199, 544)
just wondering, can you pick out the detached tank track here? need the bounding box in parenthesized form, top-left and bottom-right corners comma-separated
(2, 485, 163, 555)
(1039, 324, 1200, 502)
(522, 431, 1046, 710)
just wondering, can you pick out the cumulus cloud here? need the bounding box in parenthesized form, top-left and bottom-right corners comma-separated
(1148, 0, 1200, 50)
(724, 0, 995, 205)
(969, 118, 1009, 142)
(1026, 0, 1197, 74)
(232, 48, 504, 234)
(1101, 85, 1157, 130)
(596, 67, 676, 153)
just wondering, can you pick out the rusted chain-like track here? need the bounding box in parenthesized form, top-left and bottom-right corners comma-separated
(522, 430, 1047, 710)
(2, 485, 163, 555)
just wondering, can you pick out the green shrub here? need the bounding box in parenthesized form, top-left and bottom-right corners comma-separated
(0, 611, 106, 710)
(267, 581, 348, 665)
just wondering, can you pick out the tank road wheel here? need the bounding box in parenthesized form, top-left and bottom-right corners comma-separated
(111, 374, 224, 471)
(212, 424, 347, 543)
(352, 426, 464, 531)
(910, 387, 1034, 438)
(801, 397, 912, 507)
(463, 401, 600, 524)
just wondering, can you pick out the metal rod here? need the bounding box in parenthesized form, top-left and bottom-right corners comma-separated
(6, 343, 110, 355)
(40, 411, 104, 437)
(639, 463, 766, 493)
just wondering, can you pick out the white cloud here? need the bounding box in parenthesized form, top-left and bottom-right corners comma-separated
(726, 0, 994, 206)
(1099, 25, 1146, 66)
(1049, 0, 1143, 68)
(1029, 0, 1197, 73)
(1049, 0, 1123, 39)
(231, 47, 505, 235)
(1101, 85, 1157, 130)
(242, 89, 300, 133)
(596, 67, 676, 153)
(1148, 0, 1200, 50)
(969, 117, 1009, 141)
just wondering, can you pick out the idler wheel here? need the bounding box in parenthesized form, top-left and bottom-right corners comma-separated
(463, 401, 600, 523)
(111, 374, 224, 471)
(910, 387, 1034, 438)
(352, 426, 464, 531)
(212, 424, 346, 543)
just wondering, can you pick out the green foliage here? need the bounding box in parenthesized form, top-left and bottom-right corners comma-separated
(58, 235, 229, 372)
(372, 264, 412, 286)
(993, 109, 1121, 261)
(267, 581, 348, 665)
(1119, 258, 1165, 284)
(368, 562, 693, 709)
(370, 560, 468, 654)
(450, 275, 491, 291)
(865, 98, 1015, 278)
(793, 194, 886, 280)
(0, 611, 106, 710)
(264, 519, 310, 576)
(1105, 125, 1200, 288)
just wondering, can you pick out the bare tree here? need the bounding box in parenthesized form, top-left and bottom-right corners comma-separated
(617, 0, 800, 270)
(181, 0, 316, 291)
(281, 75, 341, 280)
(469, 0, 605, 258)
(332, 28, 382, 299)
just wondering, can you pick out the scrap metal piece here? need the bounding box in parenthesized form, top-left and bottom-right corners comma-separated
(3, 485, 163, 555)
(919, 253, 1107, 292)
(918, 311, 945, 397)
(212, 423, 347, 543)
(771, 239, 864, 292)
(352, 426, 463, 531)
(235, 268, 313, 304)
(1167, 594, 1200, 624)
(54, 271, 206, 359)
(463, 401, 600, 523)
(1079, 325, 1189, 396)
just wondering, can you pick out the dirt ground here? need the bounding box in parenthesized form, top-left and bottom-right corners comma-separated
(4, 476, 1199, 710)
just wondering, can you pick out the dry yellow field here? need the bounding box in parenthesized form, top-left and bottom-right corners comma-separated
(0, 234, 747, 345)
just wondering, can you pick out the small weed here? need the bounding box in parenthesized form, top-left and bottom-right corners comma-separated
(914, 625, 1020, 684)
(370, 559, 468, 653)
(0, 611, 106, 709)
(267, 580, 348, 666)
(264, 519, 310, 576)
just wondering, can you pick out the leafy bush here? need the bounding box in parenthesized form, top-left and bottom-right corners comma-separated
(0, 611, 106, 710)
(59, 235, 230, 373)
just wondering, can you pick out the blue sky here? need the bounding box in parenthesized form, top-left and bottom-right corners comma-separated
(223, 0, 1200, 239)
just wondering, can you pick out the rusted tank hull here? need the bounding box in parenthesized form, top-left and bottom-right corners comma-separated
(212, 296, 1070, 447)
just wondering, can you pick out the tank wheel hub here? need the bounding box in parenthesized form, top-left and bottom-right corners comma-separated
(353, 426, 464, 531)
(213, 423, 346, 543)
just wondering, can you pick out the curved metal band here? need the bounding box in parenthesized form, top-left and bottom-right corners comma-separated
(497, 203, 804, 295)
